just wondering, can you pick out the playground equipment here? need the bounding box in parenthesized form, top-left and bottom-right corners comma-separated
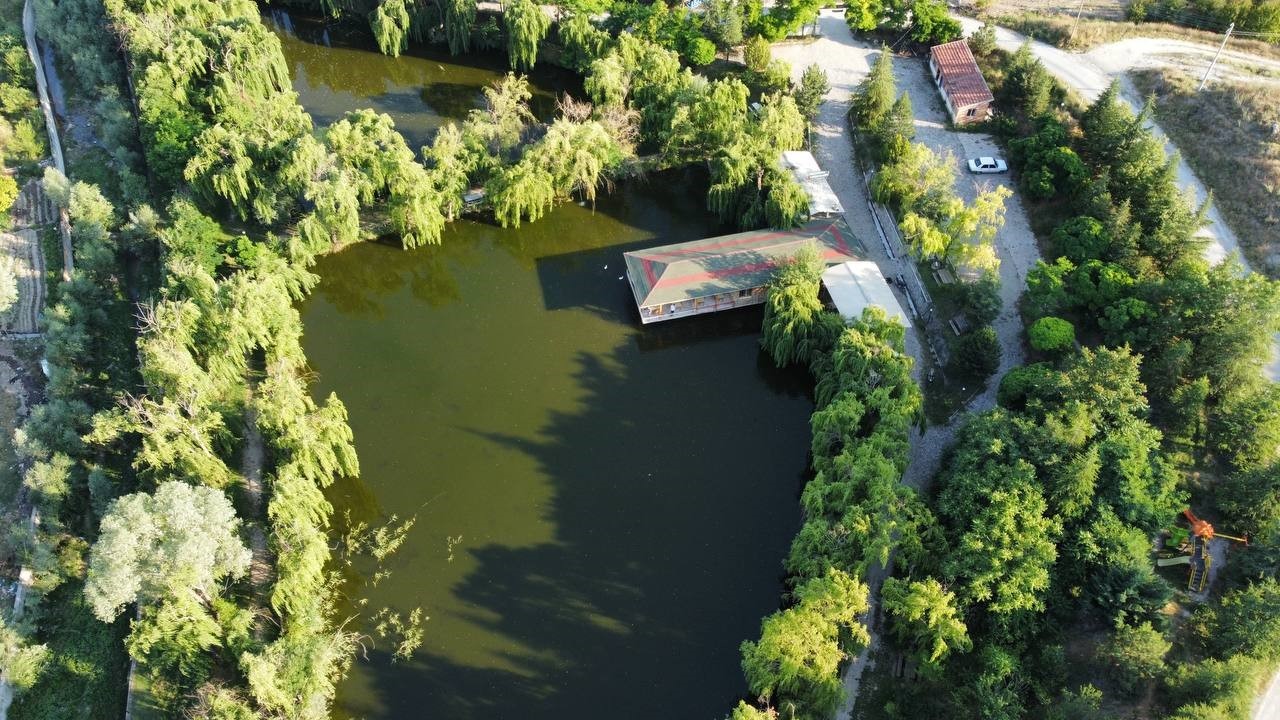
(1156, 509, 1248, 592)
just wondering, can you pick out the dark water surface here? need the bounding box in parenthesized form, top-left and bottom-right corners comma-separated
(273, 12, 813, 719)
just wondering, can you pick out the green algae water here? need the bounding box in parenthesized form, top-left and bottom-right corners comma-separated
(271, 11, 814, 718)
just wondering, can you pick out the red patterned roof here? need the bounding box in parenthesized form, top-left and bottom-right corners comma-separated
(623, 218, 864, 309)
(931, 40, 993, 109)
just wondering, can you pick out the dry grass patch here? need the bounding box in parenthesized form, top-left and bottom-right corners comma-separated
(1132, 68, 1280, 275)
(990, 11, 1280, 60)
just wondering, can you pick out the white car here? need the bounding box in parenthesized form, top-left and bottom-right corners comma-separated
(968, 157, 1008, 174)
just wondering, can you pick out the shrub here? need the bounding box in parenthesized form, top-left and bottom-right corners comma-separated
(957, 276, 1001, 325)
(950, 325, 1000, 381)
(1028, 316, 1075, 353)
(0, 172, 17, 214)
(744, 35, 771, 74)
(1098, 622, 1170, 695)
(969, 22, 997, 56)
(685, 36, 716, 66)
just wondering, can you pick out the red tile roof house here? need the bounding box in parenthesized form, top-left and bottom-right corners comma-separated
(928, 39, 994, 125)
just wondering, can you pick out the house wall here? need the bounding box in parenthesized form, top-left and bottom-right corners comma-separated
(637, 287, 767, 324)
(953, 101, 992, 124)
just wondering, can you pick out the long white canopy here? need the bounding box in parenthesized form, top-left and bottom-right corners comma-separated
(822, 261, 911, 327)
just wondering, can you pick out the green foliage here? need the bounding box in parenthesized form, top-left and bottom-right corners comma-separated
(761, 245, 825, 368)
(1028, 316, 1075, 353)
(740, 569, 869, 719)
(906, 0, 960, 43)
(743, 35, 772, 74)
(957, 276, 1001, 325)
(703, 0, 744, 56)
(505, 0, 551, 70)
(853, 48, 894, 131)
(1097, 622, 1170, 694)
(685, 36, 716, 65)
(370, 0, 411, 57)
(444, 0, 476, 55)
(1208, 579, 1280, 662)
(845, 0, 883, 32)
(84, 482, 251, 622)
(949, 325, 1000, 381)
(881, 577, 971, 666)
(969, 22, 997, 56)
(0, 171, 16, 213)
(794, 64, 829, 121)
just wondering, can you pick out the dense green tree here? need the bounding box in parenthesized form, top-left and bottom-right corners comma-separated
(852, 47, 894, 130)
(703, 0, 744, 58)
(1209, 579, 1280, 661)
(761, 246, 825, 367)
(907, 0, 960, 43)
(794, 64, 829, 121)
(1100, 620, 1172, 691)
(84, 482, 250, 622)
(743, 35, 772, 74)
(845, 0, 883, 32)
(881, 577, 971, 666)
(949, 325, 1000, 380)
(740, 569, 869, 719)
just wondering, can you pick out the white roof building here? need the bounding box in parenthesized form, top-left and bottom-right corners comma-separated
(780, 151, 844, 219)
(822, 260, 911, 327)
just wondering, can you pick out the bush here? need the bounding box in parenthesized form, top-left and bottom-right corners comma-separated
(1098, 622, 1170, 695)
(950, 325, 1000, 380)
(957, 276, 1001, 325)
(744, 35, 771, 74)
(685, 36, 716, 66)
(0, 172, 16, 214)
(760, 59, 792, 93)
(1028, 316, 1075, 353)
(969, 22, 997, 56)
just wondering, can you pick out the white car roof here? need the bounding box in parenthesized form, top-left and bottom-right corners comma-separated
(978, 156, 996, 163)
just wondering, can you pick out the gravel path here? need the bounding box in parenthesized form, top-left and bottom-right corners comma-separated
(773, 14, 1043, 715)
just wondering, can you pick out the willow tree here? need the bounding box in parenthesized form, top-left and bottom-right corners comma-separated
(585, 53, 630, 108)
(764, 169, 807, 229)
(324, 109, 447, 246)
(388, 161, 446, 248)
(424, 124, 471, 220)
(371, 0, 412, 57)
(465, 73, 534, 155)
(504, 0, 550, 70)
(443, 0, 476, 55)
(488, 158, 556, 228)
(535, 119, 627, 203)
(761, 245, 825, 367)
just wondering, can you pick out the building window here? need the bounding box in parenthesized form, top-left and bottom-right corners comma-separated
(738, 288, 752, 298)
(966, 107, 976, 117)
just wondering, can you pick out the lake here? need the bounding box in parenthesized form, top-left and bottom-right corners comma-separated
(270, 10, 814, 718)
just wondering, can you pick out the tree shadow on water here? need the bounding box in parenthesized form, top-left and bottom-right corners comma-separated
(352, 340, 813, 719)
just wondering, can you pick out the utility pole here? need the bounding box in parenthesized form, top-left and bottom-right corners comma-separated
(1198, 22, 1234, 91)
(1069, 0, 1086, 41)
